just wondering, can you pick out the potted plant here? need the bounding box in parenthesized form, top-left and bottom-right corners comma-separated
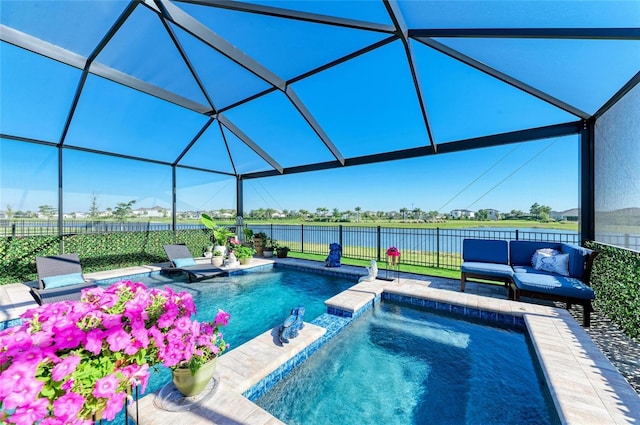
(211, 249, 224, 267)
(203, 245, 214, 258)
(233, 245, 255, 265)
(0, 281, 229, 423)
(201, 213, 235, 256)
(242, 227, 254, 245)
(276, 246, 290, 258)
(263, 238, 277, 258)
(386, 246, 401, 266)
(170, 310, 230, 397)
(253, 232, 267, 256)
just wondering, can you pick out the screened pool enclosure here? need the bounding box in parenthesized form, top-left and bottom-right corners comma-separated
(1, 0, 639, 249)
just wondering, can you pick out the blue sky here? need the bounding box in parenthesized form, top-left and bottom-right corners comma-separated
(1, 1, 638, 215)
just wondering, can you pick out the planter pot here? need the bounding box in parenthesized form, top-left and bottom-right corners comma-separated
(211, 256, 224, 267)
(388, 255, 400, 266)
(238, 257, 251, 265)
(253, 238, 264, 256)
(172, 358, 217, 397)
(263, 249, 274, 258)
(276, 250, 289, 258)
(214, 245, 227, 257)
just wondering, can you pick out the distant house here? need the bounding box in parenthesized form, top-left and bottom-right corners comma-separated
(183, 211, 200, 219)
(133, 206, 168, 218)
(450, 209, 475, 219)
(486, 209, 501, 220)
(63, 212, 88, 219)
(271, 211, 286, 219)
(551, 208, 579, 221)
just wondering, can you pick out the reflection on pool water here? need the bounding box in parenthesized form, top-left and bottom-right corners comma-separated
(256, 301, 560, 425)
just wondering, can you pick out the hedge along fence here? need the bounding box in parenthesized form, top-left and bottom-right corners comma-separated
(585, 241, 640, 342)
(0, 229, 211, 285)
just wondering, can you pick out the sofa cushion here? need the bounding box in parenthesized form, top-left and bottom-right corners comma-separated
(512, 272, 595, 300)
(561, 243, 593, 280)
(461, 261, 514, 278)
(532, 249, 570, 276)
(509, 241, 561, 266)
(462, 239, 509, 264)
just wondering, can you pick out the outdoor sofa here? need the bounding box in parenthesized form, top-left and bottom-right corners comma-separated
(31, 253, 98, 305)
(461, 239, 597, 326)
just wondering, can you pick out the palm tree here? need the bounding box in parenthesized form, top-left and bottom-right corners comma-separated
(399, 207, 408, 220)
(332, 208, 341, 222)
(355, 206, 362, 223)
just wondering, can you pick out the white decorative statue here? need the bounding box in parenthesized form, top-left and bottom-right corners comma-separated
(358, 260, 378, 282)
(225, 252, 239, 267)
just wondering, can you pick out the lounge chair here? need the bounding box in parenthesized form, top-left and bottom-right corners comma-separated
(31, 253, 98, 305)
(162, 244, 225, 282)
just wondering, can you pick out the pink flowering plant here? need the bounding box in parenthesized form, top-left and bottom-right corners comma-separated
(0, 280, 229, 425)
(386, 246, 401, 257)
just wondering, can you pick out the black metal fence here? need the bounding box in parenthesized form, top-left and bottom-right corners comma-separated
(3, 220, 612, 270)
(248, 224, 581, 270)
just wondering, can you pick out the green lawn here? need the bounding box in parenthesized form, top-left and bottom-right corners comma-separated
(288, 252, 462, 280)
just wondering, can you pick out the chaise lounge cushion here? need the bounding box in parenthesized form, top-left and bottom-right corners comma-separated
(43, 272, 86, 289)
(173, 257, 197, 268)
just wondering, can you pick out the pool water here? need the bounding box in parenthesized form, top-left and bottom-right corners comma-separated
(110, 268, 356, 393)
(134, 268, 353, 348)
(256, 301, 560, 425)
(103, 268, 355, 424)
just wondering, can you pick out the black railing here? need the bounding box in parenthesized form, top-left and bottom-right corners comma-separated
(7, 221, 637, 269)
(247, 224, 583, 270)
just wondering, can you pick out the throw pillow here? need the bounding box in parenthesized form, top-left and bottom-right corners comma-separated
(43, 272, 85, 289)
(531, 248, 559, 268)
(173, 257, 196, 267)
(532, 249, 570, 276)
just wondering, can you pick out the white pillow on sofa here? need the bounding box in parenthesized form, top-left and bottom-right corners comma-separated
(531, 248, 570, 276)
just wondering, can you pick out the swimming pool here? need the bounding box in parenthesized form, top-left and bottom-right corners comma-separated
(101, 267, 355, 424)
(255, 301, 560, 425)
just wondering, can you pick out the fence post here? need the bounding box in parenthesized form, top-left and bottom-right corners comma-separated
(301, 224, 304, 253)
(376, 226, 381, 262)
(436, 227, 440, 268)
(338, 225, 343, 247)
(11, 224, 16, 237)
(516, 229, 519, 240)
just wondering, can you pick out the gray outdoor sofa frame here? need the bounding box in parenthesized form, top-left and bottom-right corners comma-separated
(460, 239, 597, 326)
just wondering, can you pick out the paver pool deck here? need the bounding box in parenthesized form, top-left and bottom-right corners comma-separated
(1, 257, 639, 424)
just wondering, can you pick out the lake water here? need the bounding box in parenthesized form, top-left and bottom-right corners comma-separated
(259, 226, 579, 255)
